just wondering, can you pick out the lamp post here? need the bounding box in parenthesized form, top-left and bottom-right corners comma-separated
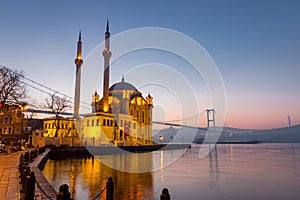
(19, 102, 27, 148)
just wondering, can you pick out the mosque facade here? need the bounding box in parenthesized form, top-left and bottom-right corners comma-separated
(76, 21, 153, 146)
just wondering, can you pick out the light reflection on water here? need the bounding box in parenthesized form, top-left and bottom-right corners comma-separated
(42, 143, 300, 200)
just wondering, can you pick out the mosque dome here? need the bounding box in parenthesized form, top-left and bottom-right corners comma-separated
(109, 77, 138, 91)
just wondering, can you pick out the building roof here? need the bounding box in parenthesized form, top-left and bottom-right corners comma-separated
(109, 81, 138, 91)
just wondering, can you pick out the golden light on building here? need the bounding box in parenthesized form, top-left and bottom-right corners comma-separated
(81, 21, 154, 146)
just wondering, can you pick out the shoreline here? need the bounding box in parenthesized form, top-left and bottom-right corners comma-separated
(29, 149, 57, 200)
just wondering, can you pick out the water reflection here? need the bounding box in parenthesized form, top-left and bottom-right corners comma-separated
(43, 144, 300, 200)
(208, 144, 219, 184)
(43, 156, 154, 200)
(96, 151, 153, 173)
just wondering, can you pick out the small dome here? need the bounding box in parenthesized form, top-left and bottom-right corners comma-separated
(109, 81, 137, 91)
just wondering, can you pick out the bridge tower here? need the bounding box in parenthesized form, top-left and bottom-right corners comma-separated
(74, 31, 83, 119)
(206, 109, 216, 129)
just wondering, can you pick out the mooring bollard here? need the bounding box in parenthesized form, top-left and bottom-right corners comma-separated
(20, 166, 30, 192)
(57, 184, 71, 200)
(160, 188, 171, 200)
(18, 154, 24, 173)
(24, 171, 35, 200)
(25, 152, 29, 163)
(106, 177, 114, 200)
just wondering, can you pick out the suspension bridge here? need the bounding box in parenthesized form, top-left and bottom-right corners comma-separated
(1, 65, 224, 131)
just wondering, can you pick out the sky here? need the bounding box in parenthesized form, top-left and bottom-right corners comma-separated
(0, 0, 300, 129)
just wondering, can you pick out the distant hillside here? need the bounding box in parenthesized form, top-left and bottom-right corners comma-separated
(153, 124, 300, 143)
(249, 124, 300, 143)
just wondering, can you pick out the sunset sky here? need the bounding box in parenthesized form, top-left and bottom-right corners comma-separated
(0, 0, 300, 129)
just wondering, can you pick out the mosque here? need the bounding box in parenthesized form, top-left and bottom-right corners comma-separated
(74, 21, 154, 146)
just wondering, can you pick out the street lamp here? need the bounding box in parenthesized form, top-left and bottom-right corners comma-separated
(159, 135, 163, 144)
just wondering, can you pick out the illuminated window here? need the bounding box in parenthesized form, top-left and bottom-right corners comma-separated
(120, 130, 123, 140)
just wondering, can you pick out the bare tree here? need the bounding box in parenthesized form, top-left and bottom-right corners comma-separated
(0, 66, 26, 112)
(45, 93, 71, 137)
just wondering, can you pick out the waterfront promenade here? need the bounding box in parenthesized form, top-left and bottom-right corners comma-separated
(0, 149, 24, 200)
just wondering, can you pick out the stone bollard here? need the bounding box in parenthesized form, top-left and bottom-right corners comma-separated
(57, 184, 71, 200)
(24, 171, 35, 200)
(25, 152, 30, 163)
(18, 154, 24, 173)
(19, 160, 27, 178)
(21, 166, 30, 192)
(106, 177, 114, 200)
(160, 188, 171, 200)
(20, 165, 29, 183)
(28, 151, 32, 162)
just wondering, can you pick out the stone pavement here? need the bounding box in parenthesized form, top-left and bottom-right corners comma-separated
(0, 150, 24, 200)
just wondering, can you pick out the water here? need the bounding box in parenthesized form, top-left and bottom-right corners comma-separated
(42, 143, 300, 200)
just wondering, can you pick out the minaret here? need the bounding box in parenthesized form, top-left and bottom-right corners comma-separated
(74, 31, 83, 119)
(102, 20, 112, 112)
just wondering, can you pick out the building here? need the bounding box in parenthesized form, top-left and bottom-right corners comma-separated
(42, 117, 82, 147)
(43, 116, 78, 137)
(0, 104, 26, 136)
(78, 21, 154, 146)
